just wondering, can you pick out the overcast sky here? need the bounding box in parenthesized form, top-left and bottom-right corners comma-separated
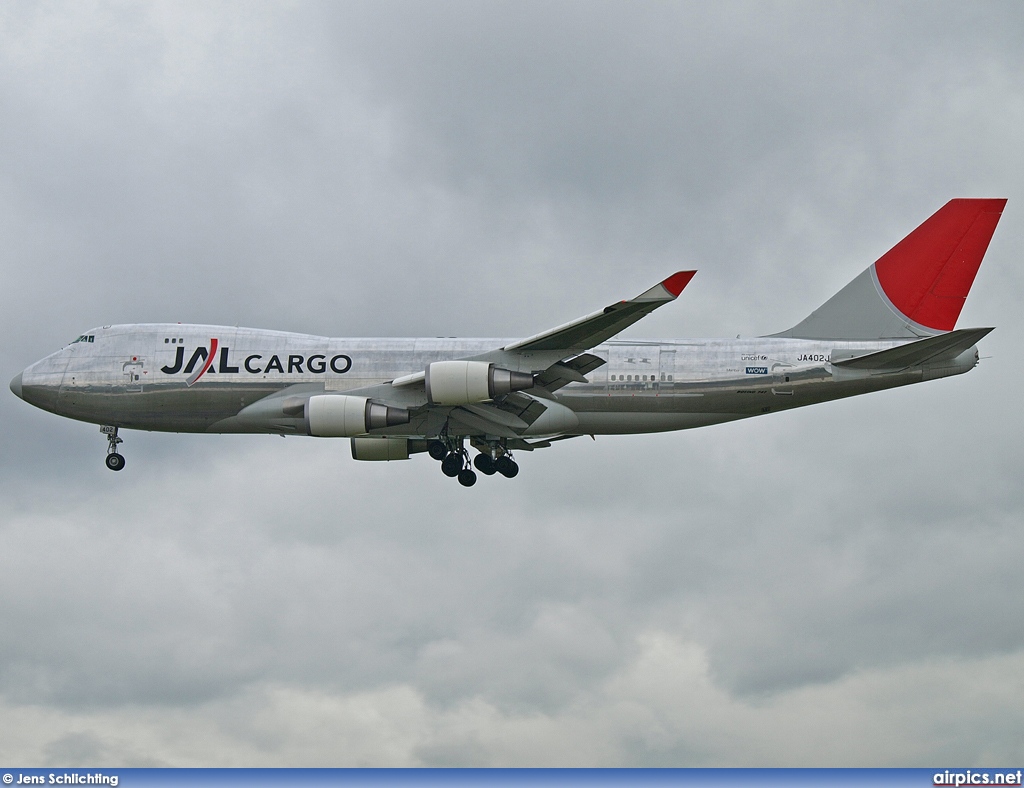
(1, 0, 1023, 767)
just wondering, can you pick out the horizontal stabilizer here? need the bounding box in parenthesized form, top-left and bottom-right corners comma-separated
(832, 327, 993, 371)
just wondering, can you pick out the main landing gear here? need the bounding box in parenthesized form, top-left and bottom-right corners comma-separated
(473, 452, 519, 478)
(101, 425, 125, 471)
(427, 438, 519, 486)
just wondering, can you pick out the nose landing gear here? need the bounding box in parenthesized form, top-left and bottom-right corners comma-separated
(101, 426, 125, 471)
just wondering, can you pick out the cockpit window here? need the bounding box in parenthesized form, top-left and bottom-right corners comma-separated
(71, 335, 95, 344)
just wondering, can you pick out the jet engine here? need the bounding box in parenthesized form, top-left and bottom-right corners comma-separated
(306, 395, 410, 437)
(425, 360, 534, 405)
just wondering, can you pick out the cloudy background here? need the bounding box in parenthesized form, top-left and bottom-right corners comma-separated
(1, 0, 1023, 766)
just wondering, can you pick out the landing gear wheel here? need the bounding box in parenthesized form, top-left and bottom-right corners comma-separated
(101, 426, 125, 471)
(474, 453, 496, 475)
(428, 441, 448, 461)
(494, 456, 519, 478)
(440, 453, 462, 477)
(458, 468, 477, 487)
(105, 453, 126, 471)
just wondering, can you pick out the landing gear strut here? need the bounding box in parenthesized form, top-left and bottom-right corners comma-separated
(438, 446, 476, 486)
(430, 433, 477, 486)
(101, 426, 125, 471)
(478, 440, 519, 479)
(440, 451, 462, 477)
(431, 430, 520, 486)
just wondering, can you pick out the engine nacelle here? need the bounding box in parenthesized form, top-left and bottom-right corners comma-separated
(306, 395, 410, 437)
(425, 360, 534, 405)
(351, 437, 410, 461)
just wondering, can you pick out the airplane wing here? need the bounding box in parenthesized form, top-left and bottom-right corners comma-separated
(503, 271, 696, 353)
(248, 271, 698, 441)
(432, 272, 696, 436)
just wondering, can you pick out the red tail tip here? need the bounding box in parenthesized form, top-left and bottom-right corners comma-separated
(874, 199, 1005, 331)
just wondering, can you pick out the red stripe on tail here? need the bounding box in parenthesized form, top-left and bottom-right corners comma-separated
(874, 198, 1006, 331)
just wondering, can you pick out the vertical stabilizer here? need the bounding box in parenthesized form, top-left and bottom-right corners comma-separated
(772, 198, 1005, 340)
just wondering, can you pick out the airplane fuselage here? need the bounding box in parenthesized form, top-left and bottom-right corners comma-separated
(16, 323, 978, 437)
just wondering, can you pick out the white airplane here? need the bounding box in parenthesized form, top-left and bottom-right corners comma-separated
(10, 199, 1005, 486)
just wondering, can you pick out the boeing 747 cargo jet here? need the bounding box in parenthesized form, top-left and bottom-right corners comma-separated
(10, 199, 1005, 486)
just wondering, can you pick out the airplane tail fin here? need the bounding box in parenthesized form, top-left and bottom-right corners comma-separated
(772, 198, 1006, 340)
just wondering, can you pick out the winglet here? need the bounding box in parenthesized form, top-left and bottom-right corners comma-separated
(661, 270, 698, 298)
(635, 270, 697, 301)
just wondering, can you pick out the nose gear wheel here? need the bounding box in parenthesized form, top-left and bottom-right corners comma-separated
(101, 426, 125, 471)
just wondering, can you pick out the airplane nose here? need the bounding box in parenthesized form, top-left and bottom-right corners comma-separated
(10, 372, 23, 400)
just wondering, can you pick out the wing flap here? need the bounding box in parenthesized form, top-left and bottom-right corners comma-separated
(460, 403, 529, 429)
(533, 353, 606, 392)
(448, 408, 521, 438)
